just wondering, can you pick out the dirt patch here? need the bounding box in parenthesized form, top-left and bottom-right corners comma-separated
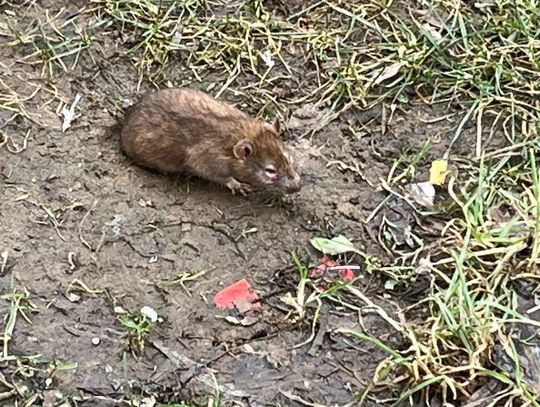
(0, 1, 508, 406)
(0, 82, 391, 405)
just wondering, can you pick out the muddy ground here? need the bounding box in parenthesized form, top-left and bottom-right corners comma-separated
(0, 1, 501, 406)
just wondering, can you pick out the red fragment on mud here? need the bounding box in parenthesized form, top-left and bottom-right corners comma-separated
(340, 268, 355, 281)
(214, 279, 261, 311)
(310, 256, 337, 278)
(310, 256, 355, 291)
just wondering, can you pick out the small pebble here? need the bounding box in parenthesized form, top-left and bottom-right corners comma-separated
(91, 337, 100, 346)
(114, 306, 126, 314)
(181, 223, 192, 232)
(66, 292, 81, 303)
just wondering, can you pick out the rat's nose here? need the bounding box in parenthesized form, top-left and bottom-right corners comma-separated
(288, 184, 301, 193)
(285, 174, 301, 193)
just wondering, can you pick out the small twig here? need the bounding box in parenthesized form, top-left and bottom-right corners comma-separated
(5, 130, 30, 154)
(79, 200, 97, 251)
(280, 391, 327, 407)
(41, 205, 66, 241)
(67, 251, 77, 271)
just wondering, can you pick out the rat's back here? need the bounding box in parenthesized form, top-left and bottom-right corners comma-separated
(120, 88, 248, 173)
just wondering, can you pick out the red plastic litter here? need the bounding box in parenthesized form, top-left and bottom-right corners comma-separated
(310, 256, 337, 277)
(340, 268, 355, 281)
(214, 279, 260, 311)
(310, 256, 355, 291)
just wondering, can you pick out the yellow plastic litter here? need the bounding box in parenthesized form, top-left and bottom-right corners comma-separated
(430, 159, 448, 186)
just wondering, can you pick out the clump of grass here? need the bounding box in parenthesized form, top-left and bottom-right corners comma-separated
(275, 137, 540, 405)
(117, 307, 157, 352)
(0, 269, 50, 405)
(5, 0, 540, 140)
(343, 0, 540, 401)
(87, 0, 409, 120)
(337, 143, 540, 404)
(156, 270, 207, 296)
(312, 1, 540, 401)
(93, 0, 304, 98)
(1, 270, 37, 361)
(1, 5, 101, 77)
(89, 0, 540, 141)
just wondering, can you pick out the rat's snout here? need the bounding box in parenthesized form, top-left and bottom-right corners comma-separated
(281, 172, 301, 193)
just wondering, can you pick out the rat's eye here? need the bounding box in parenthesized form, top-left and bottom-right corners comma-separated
(264, 166, 278, 178)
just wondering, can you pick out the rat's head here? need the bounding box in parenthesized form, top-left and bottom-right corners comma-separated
(232, 117, 301, 194)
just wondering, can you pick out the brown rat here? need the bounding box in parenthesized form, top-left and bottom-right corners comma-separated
(120, 88, 301, 195)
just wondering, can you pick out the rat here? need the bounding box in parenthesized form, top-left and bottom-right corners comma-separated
(119, 88, 301, 195)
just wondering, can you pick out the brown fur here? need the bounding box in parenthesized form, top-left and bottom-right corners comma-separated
(120, 88, 301, 194)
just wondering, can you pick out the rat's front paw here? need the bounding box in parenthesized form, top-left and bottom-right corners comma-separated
(226, 178, 252, 196)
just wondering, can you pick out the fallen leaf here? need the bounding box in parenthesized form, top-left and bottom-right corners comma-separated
(422, 22, 444, 44)
(430, 159, 448, 185)
(234, 298, 255, 314)
(261, 49, 275, 68)
(382, 200, 415, 247)
(61, 93, 83, 132)
(114, 306, 127, 314)
(371, 61, 405, 85)
(222, 316, 242, 324)
(310, 235, 360, 256)
(220, 315, 258, 326)
(406, 181, 436, 208)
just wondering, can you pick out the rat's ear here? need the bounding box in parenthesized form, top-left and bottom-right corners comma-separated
(233, 139, 254, 159)
(271, 116, 281, 134)
(265, 117, 281, 134)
